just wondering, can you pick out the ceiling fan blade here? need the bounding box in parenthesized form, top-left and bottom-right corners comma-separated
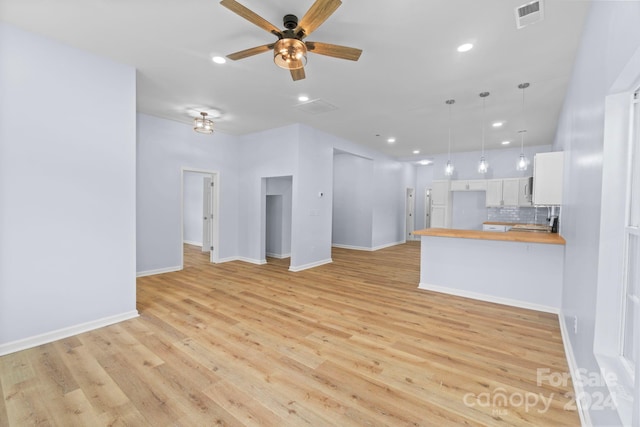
(296, 0, 342, 37)
(290, 67, 306, 81)
(220, 0, 282, 36)
(306, 41, 362, 61)
(226, 44, 274, 61)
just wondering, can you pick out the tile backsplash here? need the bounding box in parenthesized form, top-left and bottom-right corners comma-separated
(487, 207, 550, 225)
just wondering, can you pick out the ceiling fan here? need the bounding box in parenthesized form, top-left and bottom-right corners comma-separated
(219, 0, 362, 81)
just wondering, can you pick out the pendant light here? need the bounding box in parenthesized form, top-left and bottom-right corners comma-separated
(194, 112, 214, 134)
(516, 82, 530, 171)
(444, 99, 455, 176)
(478, 92, 490, 174)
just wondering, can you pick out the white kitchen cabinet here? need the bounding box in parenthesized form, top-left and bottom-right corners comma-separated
(502, 178, 520, 206)
(485, 179, 503, 207)
(518, 177, 533, 206)
(533, 152, 564, 205)
(486, 177, 533, 207)
(450, 179, 487, 191)
(430, 180, 452, 228)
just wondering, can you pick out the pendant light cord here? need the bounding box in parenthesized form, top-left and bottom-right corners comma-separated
(446, 99, 455, 161)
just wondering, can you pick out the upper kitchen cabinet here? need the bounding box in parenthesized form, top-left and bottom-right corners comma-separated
(533, 152, 564, 205)
(486, 177, 533, 207)
(450, 179, 487, 191)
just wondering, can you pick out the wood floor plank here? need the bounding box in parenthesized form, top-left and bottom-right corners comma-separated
(0, 242, 579, 426)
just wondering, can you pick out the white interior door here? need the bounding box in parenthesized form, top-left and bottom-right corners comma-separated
(202, 176, 212, 253)
(406, 188, 415, 240)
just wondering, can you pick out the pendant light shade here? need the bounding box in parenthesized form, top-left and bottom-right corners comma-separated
(194, 112, 214, 134)
(444, 99, 455, 176)
(478, 92, 490, 174)
(516, 83, 530, 171)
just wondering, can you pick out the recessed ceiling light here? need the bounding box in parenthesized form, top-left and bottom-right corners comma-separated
(298, 95, 309, 102)
(457, 43, 473, 52)
(501, 140, 511, 145)
(492, 121, 504, 128)
(413, 150, 420, 154)
(212, 56, 226, 64)
(419, 160, 432, 166)
(387, 137, 396, 144)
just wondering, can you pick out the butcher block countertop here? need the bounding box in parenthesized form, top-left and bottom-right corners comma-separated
(413, 228, 566, 245)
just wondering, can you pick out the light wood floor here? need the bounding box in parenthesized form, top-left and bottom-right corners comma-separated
(0, 242, 579, 426)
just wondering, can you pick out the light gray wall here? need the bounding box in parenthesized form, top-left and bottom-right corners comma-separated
(554, 2, 640, 425)
(183, 172, 205, 245)
(332, 152, 374, 248)
(266, 176, 292, 257)
(137, 113, 240, 272)
(0, 23, 137, 349)
(238, 125, 298, 264)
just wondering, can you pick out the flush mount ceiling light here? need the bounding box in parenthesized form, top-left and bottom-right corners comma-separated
(387, 137, 396, 144)
(194, 112, 214, 134)
(502, 140, 511, 145)
(457, 43, 473, 52)
(516, 82, 531, 171)
(492, 121, 504, 128)
(413, 150, 420, 154)
(478, 92, 490, 174)
(273, 38, 307, 70)
(298, 95, 309, 102)
(444, 99, 455, 177)
(212, 56, 226, 64)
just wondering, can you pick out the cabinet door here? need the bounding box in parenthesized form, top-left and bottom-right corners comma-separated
(431, 205, 447, 228)
(450, 180, 468, 191)
(431, 180, 450, 205)
(502, 179, 520, 206)
(518, 177, 533, 206)
(485, 180, 503, 206)
(533, 152, 564, 205)
(468, 180, 487, 191)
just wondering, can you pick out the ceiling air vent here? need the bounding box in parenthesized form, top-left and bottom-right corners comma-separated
(296, 99, 338, 115)
(515, 0, 544, 29)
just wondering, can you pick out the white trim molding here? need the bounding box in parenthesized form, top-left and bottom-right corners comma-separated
(136, 265, 182, 277)
(289, 258, 333, 272)
(558, 312, 593, 427)
(0, 310, 139, 356)
(266, 252, 291, 259)
(418, 282, 559, 314)
(183, 240, 202, 247)
(332, 241, 404, 252)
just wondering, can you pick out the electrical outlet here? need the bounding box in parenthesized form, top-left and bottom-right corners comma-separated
(573, 315, 578, 334)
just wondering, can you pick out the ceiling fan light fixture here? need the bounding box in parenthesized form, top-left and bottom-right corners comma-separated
(194, 112, 214, 134)
(273, 38, 307, 70)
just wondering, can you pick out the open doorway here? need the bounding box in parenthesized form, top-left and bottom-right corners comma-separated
(263, 176, 292, 267)
(181, 168, 219, 269)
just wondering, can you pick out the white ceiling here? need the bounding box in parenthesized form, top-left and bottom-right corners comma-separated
(0, 0, 590, 160)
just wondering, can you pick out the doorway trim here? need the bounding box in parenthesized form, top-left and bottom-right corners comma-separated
(180, 167, 220, 269)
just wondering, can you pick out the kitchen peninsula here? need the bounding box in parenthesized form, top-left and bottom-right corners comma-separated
(413, 228, 565, 313)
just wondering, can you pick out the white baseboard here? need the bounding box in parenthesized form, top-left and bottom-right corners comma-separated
(418, 282, 559, 314)
(558, 312, 592, 427)
(237, 257, 267, 265)
(332, 243, 373, 251)
(332, 241, 404, 252)
(372, 241, 405, 251)
(183, 240, 202, 247)
(0, 310, 139, 356)
(289, 258, 332, 272)
(136, 265, 182, 277)
(216, 256, 266, 265)
(266, 252, 291, 259)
